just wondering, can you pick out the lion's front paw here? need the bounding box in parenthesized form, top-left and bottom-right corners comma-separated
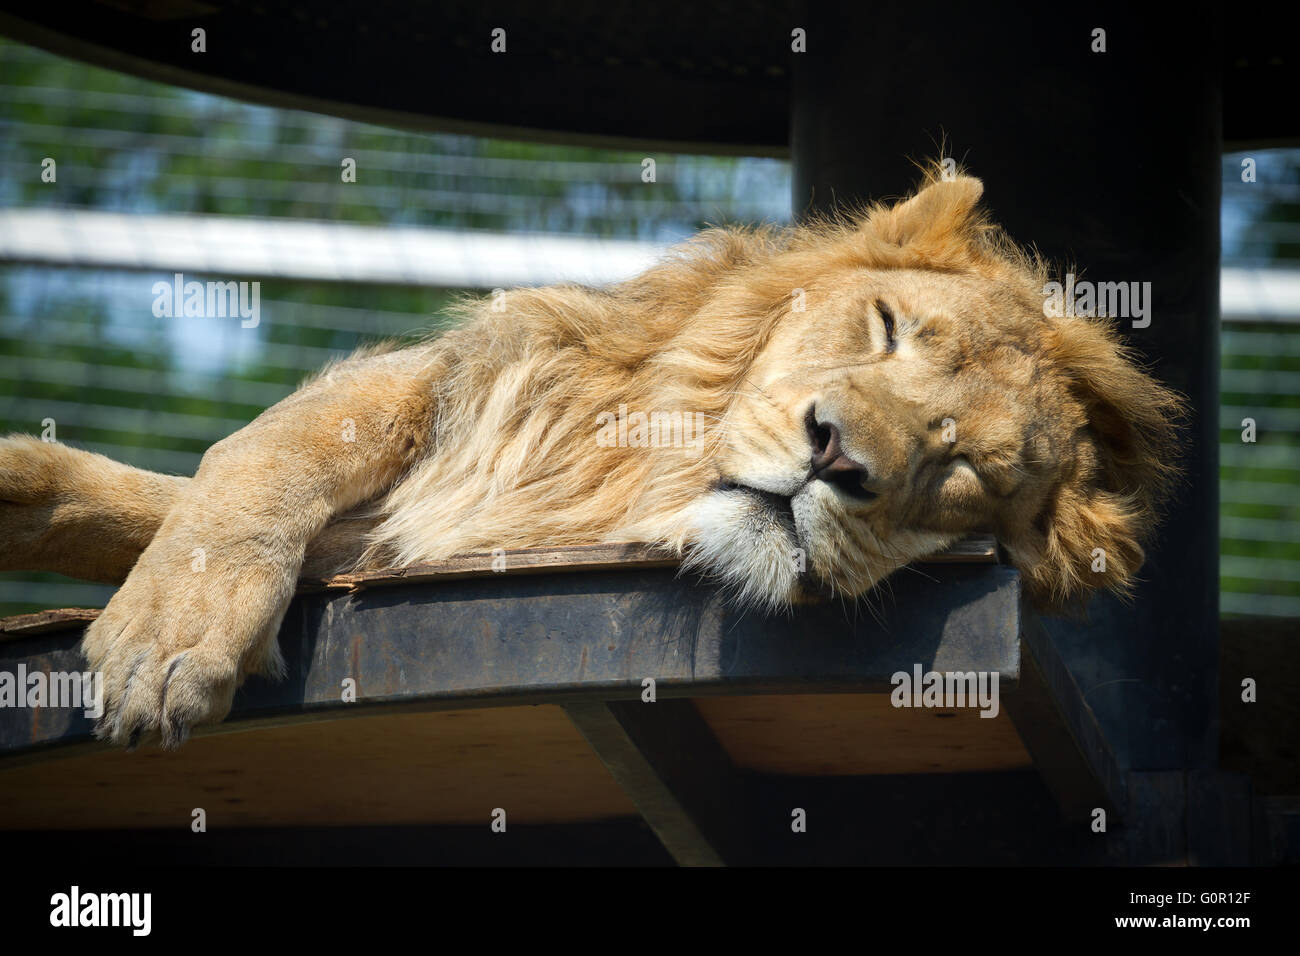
(83, 560, 287, 749)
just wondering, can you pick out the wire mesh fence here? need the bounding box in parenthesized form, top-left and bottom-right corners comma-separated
(0, 36, 1297, 619)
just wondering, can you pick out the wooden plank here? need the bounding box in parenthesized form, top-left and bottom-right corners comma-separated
(563, 699, 744, 866)
(305, 534, 998, 592)
(0, 608, 99, 637)
(0, 705, 637, 830)
(302, 542, 678, 592)
(925, 534, 998, 562)
(697, 694, 1031, 776)
(0, 536, 1000, 639)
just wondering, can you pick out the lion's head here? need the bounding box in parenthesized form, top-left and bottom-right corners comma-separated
(375, 166, 1183, 616)
(665, 171, 1184, 613)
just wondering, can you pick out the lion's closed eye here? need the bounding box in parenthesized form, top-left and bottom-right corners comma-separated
(876, 300, 897, 353)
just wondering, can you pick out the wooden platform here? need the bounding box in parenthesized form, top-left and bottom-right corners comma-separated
(0, 536, 1117, 863)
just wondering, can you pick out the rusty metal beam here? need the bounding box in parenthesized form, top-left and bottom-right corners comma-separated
(563, 699, 744, 866)
(0, 558, 1020, 758)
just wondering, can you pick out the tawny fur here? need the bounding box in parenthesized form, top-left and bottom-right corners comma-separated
(0, 164, 1183, 746)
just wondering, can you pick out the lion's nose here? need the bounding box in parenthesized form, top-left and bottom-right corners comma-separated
(805, 408, 874, 498)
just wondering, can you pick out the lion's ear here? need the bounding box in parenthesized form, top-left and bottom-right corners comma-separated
(1046, 314, 1185, 512)
(1006, 315, 1185, 612)
(873, 176, 985, 250)
(1007, 485, 1150, 614)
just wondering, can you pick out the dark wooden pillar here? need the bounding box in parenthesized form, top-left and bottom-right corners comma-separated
(791, 2, 1221, 783)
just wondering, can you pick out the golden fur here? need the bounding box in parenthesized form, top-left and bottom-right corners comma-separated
(0, 166, 1182, 746)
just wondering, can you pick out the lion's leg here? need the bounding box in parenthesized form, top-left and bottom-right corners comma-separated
(82, 345, 442, 747)
(0, 434, 388, 586)
(0, 435, 187, 585)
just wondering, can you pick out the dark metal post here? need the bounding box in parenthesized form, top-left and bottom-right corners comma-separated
(791, 1, 1221, 806)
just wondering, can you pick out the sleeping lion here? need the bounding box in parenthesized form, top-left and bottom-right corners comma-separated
(0, 170, 1182, 748)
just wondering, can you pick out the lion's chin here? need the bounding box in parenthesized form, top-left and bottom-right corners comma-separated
(682, 482, 883, 612)
(680, 484, 802, 611)
(680, 482, 955, 611)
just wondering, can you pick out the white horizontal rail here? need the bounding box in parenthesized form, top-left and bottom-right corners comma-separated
(4, 209, 1300, 321)
(0, 208, 667, 288)
(1221, 267, 1300, 322)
